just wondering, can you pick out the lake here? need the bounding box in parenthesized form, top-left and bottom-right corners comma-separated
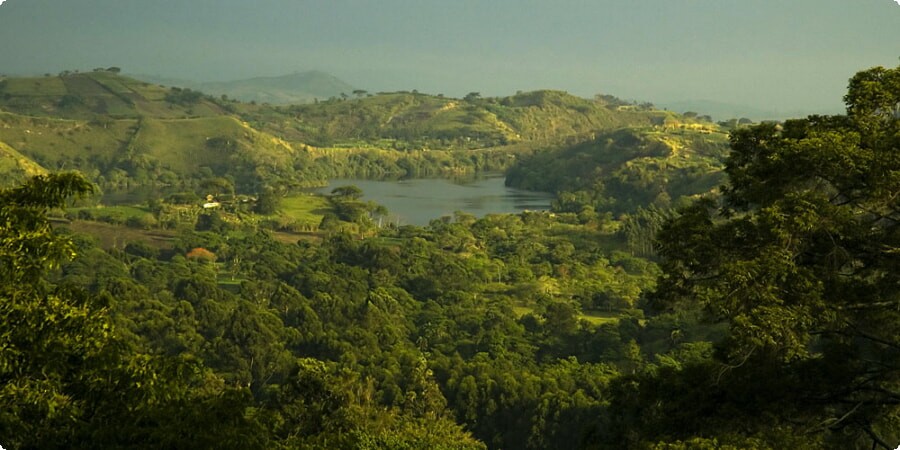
(316, 174, 555, 226)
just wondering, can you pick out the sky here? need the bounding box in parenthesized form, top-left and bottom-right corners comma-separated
(0, 0, 897, 116)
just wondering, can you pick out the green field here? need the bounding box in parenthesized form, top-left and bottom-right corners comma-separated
(277, 193, 331, 227)
(577, 310, 622, 325)
(2, 77, 68, 96)
(512, 304, 622, 326)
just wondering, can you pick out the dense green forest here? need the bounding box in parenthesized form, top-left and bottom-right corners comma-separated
(1, 64, 899, 449)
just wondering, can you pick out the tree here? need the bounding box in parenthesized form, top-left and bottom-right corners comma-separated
(200, 176, 235, 196)
(648, 65, 900, 448)
(0, 173, 114, 445)
(0, 173, 263, 448)
(255, 187, 281, 215)
(331, 184, 363, 201)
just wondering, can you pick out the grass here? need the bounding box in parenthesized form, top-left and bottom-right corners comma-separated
(0, 72, 226, 120)
(578, 310, 622, 325)
(278, 193, 331, 227)
(216, 274, 245, 293)
(267, 89, 663, 150)
(3, 77, 68, 96)
(136, 117, 235, 171)
(134, 116, 295, 176)
(512, 305, 534, 317)
(0, 141, 46, 185)
(101, 205, 150, 217)
(71, 205, 150, 221)
(0, 111, 138, 168)
(69, 205, 150, 218)
(512, 304, 622, 326)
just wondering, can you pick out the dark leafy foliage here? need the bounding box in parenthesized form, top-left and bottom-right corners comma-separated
(641, 64, 900, 448)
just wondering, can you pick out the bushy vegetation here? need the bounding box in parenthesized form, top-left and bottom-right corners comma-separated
(506, 124, 730, 214)
(1, 64, 897, 449)
(0, 72, 678, 194)
(2, 171, 663, 448)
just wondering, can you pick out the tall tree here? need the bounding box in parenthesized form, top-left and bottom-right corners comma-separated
(0, 173, 100, 446)
(0, 173, 263, 449)
(646, 65, 900, 448)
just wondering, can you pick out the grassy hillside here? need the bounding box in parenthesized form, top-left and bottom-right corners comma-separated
(505, 118, 730, 213)
(0, 71, 304, 190)
(250, 89, 660, 150)
(0, 70, 715, 194)
(130, 116, 301, 187)
(0, 111, 302, 190)
(0, 71, 227, 119)
(0, 140, 47, 186)
(484, 90, 658, 141)
(0, 111, 136, 172)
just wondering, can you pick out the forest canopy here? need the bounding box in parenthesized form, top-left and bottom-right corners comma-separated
(0, 64, 898, 449)
(643, 64, 900, 448)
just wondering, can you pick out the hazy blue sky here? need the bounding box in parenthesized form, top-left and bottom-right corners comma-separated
(0, 0, 897, 114)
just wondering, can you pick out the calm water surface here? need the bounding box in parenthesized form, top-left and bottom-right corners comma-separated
(317, 175, 554, 226)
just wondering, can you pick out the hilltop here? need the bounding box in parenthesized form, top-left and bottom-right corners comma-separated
(0, 70, 301, 189)
(248, 89, 663, 149)
(0, 70, 720, 193)
(506, 116, 731, 213)
(132, 70, 356, 105)
(0, 69, 230, 119)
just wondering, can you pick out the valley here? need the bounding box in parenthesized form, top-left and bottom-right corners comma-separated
(2, 62, 898, 449)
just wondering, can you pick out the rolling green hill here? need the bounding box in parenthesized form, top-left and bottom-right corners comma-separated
(505, 119, 730, 213)
(0, 70, 720, 195)
(0, 140, 47, 186)
(0, 71, 305, 190)
(252, 89, 661, 149)
(0, 70, 227, 119)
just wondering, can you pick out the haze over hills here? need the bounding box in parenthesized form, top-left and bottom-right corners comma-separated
(132, 69, 843, 119)
(0, 1, 896, 119)
(131, 67, 839, 118)
(656, 99, 843, 122)
(132, 71, 356, 105)
(1, 0, 898, 446)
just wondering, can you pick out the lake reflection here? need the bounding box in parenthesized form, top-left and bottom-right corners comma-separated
(316, 175, 554, 226)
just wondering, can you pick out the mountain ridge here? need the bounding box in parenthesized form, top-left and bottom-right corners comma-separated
(0, 70, 722, 193)
(130, 70, 355, 105)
